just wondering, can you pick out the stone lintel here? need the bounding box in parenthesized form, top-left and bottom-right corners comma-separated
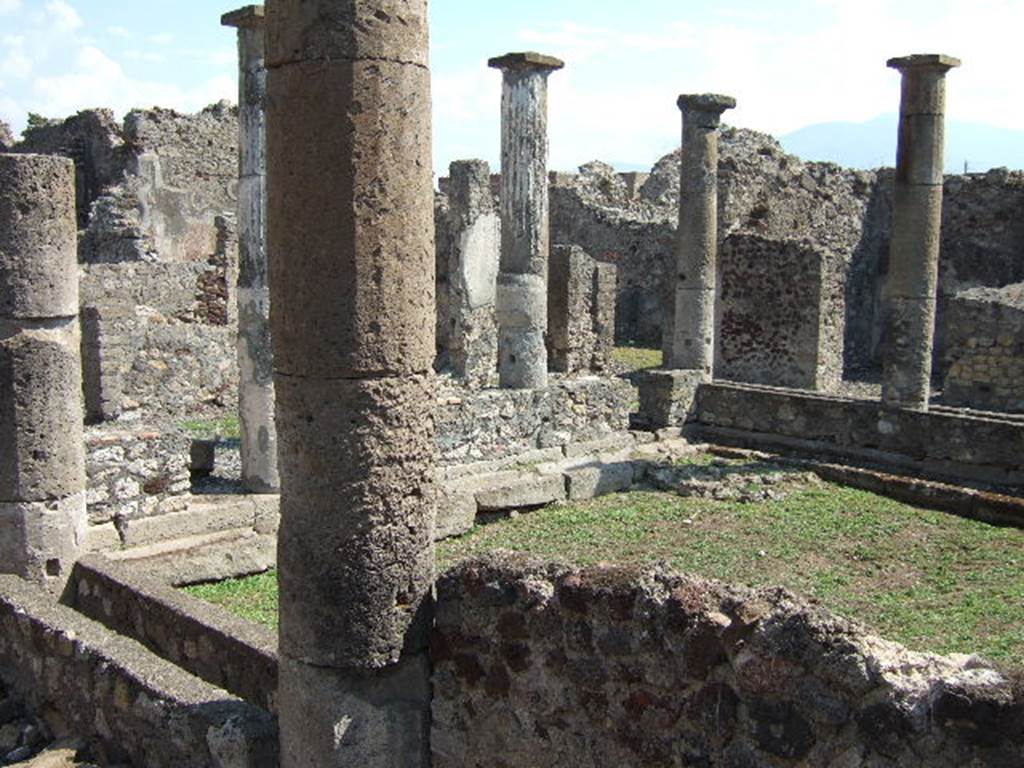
(887, 54, 960, 72)
(488, 51, 565, 72)
(677, 93, 737, 114)
(222, 5, 265, 29)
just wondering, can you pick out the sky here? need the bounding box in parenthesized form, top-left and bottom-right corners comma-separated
(1, 0, 1022, 176)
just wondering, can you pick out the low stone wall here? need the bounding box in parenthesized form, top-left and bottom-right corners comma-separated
(69, 556, 277, 712)
(695, 382, 1024, 488)
(436, 375, 634, 465)
(432, 554, 1024, 768)
(0, 575, 277, 768)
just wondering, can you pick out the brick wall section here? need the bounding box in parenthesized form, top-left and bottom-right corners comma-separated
(0, 575, 277, 768)
(432, 554, 1024, 768)
(718, 233, 845, 391)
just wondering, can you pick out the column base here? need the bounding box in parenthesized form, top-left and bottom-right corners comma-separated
(277, 652, 431, 768)
(498, 328, 547, 390)
(0, 492, 86, 593)
(637, 369, 707, 429)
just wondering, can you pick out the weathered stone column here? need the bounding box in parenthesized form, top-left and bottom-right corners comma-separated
(488, 52, 564, 389)
(664, 93, 736, 374)
(223, 5, 279, 493)
(265, 1, 434, 766)
(882, 54, 960, 410)
(0, 155, 86, 592)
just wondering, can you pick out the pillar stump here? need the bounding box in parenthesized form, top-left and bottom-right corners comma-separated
(0, 154, 86, 592)
(881, 54, 960, 411)
(265, 1, 435, 765)
(488, 52, 563, 389)
(223, 5, 279, 493)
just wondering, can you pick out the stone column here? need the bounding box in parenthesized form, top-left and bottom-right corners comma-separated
(223, 5, 279, 493)
(664, 93, 736, 374)
(265, 2, 434, 766)
(0, 155, 86, 592)
(882, 54, 960, 410)
(488, 52, 564, 389)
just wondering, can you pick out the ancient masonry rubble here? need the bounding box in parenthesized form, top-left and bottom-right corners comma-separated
(640, 93, 735, 427)
(489, 52, 564, 389)
(435, 159, 500, 387)
(0, 155, 86, 591)
(223, 5, 279, 494)
(266, 0, 434, 765)
(882, 54, 960, 410)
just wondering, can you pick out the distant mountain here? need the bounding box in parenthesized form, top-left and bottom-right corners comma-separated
(781, 114, 1024, 173)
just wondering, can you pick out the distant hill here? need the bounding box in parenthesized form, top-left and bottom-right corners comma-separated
(781, 114, 1024, 173)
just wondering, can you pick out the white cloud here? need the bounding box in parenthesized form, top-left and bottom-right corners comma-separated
(45, 0, 82, 32)
(0, 0, 20, 15)
(148, 33, 174, 46)
(107, 25, 130, 39)
(30, 45, 234, 122)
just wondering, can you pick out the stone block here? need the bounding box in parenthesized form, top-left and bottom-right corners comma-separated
(267, 58, 434, 378)
(118, 497, 258, 549)
(474, 472, 566, 512)
(637, 369, 705, 429)
(564, 461, 634, 501)
(436, 484, 477, 540)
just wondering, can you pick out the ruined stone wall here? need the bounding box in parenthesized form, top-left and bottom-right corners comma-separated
(547, 244, 616, 374)
(436, 375, 633, 465)
(433, 554, 1023, 768)
(78, 103, 238, 265)
(718, 234, 845, 391)
(13, 110, 126, 227)
(942, 284, 1024, 413)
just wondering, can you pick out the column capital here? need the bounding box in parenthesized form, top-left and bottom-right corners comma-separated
(221, 5, 264, 29)
(488, 51, 564, 73)
(887, 53, 960, 73)
(677, 93, 737, 116)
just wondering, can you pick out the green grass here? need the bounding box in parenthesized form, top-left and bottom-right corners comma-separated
(183, 570, 277, 627)
(182, 482, 1024, 665)
(180, 415, 241, 440)
(612, 345, 662, 371)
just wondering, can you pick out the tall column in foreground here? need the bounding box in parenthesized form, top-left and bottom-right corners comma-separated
(0, 155, 86, 593)
(664, 93, 735, 374)
(223, 5, 279, 493)
(881, 54, 960, 411)
(265, 1, 435, 766)
(488, 52, 564, 389)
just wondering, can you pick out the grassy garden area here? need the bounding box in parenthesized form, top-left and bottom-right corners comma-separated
(185, 472, 1024, 666)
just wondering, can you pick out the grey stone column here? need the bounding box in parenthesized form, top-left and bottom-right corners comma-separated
(223, 5, 279, 493)
(0, 155, 86, 592)
(664, 93, 735, 375)
(265, 2, 434, 766)
(882, 54, 960, 410)
(488, 52, 564, 389)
